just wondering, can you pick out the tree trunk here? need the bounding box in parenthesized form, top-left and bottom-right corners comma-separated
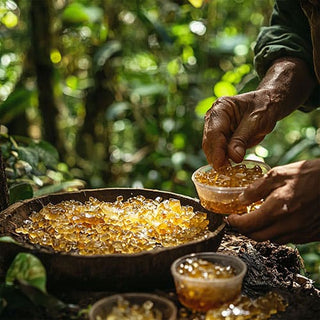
(29, 0, 59, 148)
(0, 149, 9, 211)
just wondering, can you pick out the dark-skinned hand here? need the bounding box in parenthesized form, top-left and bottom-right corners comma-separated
(226, 159, 320, 244)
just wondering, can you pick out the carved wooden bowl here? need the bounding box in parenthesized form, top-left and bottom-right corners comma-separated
(0, 188, 225, 291)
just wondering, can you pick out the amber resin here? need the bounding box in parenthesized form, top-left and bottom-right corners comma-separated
(101, 297, 162, 320)
(194, 164, 264, 188)
(194, 164, 264, 214)
(174, 257, 240, 312)
(205, 291, 288, 320)
(15, 195, 209, 255)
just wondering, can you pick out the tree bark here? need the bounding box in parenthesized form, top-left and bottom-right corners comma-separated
(0, 149, 9, 211)
(30, 0, 59, 147)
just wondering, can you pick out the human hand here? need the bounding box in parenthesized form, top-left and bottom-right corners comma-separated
(226, 159, 320, 244)
(202, 89, 282, 169)
(202, 58, 316, 170)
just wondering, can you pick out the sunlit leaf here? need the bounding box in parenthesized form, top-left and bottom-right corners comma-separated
(188, 0, 204, 8)
(195, 96, 216, 117)
(214, 81, 237, 97)
(6, 253, 47, 293)
(173, 134, 186, 150)
(62, 3, 89, 23)
(1, 11, 18, 28)
(167, 59, 180, 76)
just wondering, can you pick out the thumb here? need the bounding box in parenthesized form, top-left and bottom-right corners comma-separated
(227, 120, 264, 163)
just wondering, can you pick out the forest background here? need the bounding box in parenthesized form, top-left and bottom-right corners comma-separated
(0, 0, 319, 287)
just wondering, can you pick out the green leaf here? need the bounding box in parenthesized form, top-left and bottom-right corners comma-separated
(33, 179, 84, 197)
(214, 81, 237, 97)
(30, 140, 59, 168)
(16, 146, 39, 168)
(9, 182, 33, 204)
(5, 253, 47, 294)
(0, 236, 18, 245)
(195, 96, 216, 117)
(61, 3, 89, 24)
(62, 3, 103, 24)
(0, 88, 33, 124)
(188, 0, 204, 8)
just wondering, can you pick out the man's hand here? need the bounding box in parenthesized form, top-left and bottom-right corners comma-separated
(226, 159, 320, 244)
(202, 57, 316, 170)
(202, 90, 281, 169)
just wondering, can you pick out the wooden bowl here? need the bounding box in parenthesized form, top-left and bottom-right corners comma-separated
(0, 188, 225, 291)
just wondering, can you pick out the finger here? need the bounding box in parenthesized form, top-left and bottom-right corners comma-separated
(227, 191, 290, 234)
(239, 171, 285, 205)
(202, 100, 233, 168)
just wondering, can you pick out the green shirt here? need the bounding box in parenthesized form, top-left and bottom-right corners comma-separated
(254, 0, 320, 110)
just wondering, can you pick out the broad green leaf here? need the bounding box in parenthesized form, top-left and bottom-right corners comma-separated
(5, 253, 47, 293)
(9, 182, 33, 204)
(195, 96, 216, 117)
(214, 81, 237, 97)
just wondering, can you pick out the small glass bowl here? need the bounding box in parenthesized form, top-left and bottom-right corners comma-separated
(171, 252, 247, 312)
(192, 159, 271, 214)
(89, 292, 177, 320)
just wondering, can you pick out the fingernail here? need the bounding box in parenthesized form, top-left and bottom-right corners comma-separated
(238, 192, 245, 202)
(234, 145, 244, 158)
(223, 216, 230, 227)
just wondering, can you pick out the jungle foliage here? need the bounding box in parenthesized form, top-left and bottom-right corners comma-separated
(0, 0, 319, 292)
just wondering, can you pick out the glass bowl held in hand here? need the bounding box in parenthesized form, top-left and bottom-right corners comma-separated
(192, 160, 271, 215)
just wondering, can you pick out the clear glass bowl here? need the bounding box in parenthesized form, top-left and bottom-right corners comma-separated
(89, 292, 177, 320)
(192, 160, 271, 214)
(171, 252, 247, 312)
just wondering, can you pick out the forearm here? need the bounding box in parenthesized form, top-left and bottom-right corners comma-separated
(257, 57, 317, 120)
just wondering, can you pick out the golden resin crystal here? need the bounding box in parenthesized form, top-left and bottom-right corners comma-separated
(15, 195, 210, 255)
(194, 164, 264, 188)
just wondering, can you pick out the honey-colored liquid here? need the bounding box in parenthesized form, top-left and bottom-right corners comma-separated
(194, 164, 264, 214)
(195, 164, 264, 188)
(15, 196, 210, 255)
(175, 258, 239, 312)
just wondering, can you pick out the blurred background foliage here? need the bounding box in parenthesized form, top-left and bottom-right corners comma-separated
(0, 0, 319, 286)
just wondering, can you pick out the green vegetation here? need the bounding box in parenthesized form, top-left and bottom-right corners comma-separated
(0, 0, 319, 301)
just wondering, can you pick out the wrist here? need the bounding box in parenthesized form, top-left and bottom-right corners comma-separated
(257, 57, 317, 119)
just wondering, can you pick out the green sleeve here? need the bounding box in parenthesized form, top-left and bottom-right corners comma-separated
(253, 0, 320, 110)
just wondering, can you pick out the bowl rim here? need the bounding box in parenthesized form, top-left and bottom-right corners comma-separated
(89, 292, 177, 320)
(171, 252, 247, 284)
(191, 160, 271, 192)
(0, 187, 226, 258)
